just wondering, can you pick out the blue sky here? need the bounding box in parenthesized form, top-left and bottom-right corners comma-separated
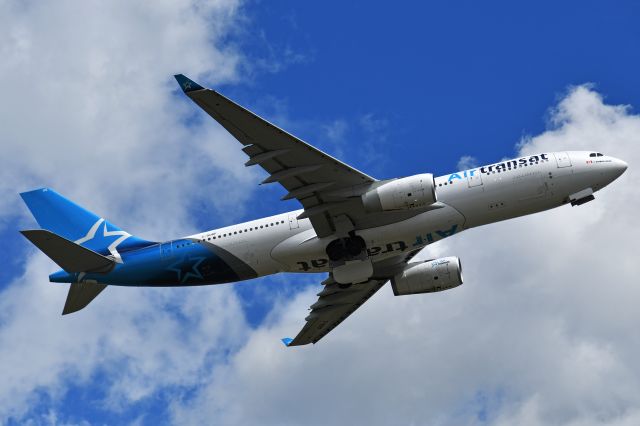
(223, 1, 640, 177)
(197, 0, 640, 330)
(1, 1, 640, 424)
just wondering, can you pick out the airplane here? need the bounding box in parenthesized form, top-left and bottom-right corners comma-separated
(19, 74, 628, 346)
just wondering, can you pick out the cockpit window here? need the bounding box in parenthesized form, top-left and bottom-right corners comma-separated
(589, 153, 597, 157)
(597, 153, 604, 157)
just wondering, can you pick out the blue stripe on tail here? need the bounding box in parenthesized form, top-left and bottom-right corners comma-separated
(20, 188, 155, 257)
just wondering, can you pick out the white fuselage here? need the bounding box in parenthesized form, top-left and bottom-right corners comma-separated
(187, 151, 627, 279)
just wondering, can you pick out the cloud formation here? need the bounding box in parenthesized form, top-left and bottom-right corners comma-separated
(0, 0, 255, 236)
(0, 0, 257, 421)
(1, 1, 639, 424)
(170, 86, 640, 426)
(457, 155, 479, 171)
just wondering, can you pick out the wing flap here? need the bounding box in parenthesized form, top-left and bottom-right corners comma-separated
(288, 278, 387, 346)
(175, 74, 376, 237)
(286, 249, 428, 346)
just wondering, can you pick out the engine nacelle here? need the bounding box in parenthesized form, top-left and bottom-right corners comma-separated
(391, 256, 463, 296)
(362, 173, 437, 212)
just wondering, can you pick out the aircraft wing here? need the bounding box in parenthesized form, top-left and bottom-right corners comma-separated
(286, 276, 388, 346)
(285, 248, 424, 346)
(175, 74, 377, 238)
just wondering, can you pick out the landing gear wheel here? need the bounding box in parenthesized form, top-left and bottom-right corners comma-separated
(326, 239, 345, 261)
(325, 236, 367, 262)
(345, 236, 365, 256)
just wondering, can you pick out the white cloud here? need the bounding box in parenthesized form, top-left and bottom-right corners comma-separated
(0, 256, 249, 419)
(2, 2, 640, 424)
(0, 0, 260, 421)
(323, 119, 349, 144)
(169, 85, 640, 426)
(0, 0, 256, 236)
(457, 155, 479, 171)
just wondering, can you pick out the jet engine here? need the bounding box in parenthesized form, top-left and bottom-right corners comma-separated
(391, 256, 462, 295)
(362, 173, 437, 212)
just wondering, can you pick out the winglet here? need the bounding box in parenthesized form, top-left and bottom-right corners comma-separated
(281, 337, 293, 347)
(174, 74, 205, 93)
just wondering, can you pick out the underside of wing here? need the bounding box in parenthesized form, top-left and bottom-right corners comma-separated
(174, 75, 442, 346)
(284, 248, 429, 346)
(175, 74, 377, 237)
(287, 276, 388, 346)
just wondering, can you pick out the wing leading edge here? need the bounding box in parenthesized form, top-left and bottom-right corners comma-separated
(173, 74, 427, 346)
(174, 74, 377, 238)
(288, 277, 388, 346)
(284, 247, 426, 346)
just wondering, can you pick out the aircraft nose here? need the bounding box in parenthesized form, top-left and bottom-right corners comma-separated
(592, 156, 628, 190)
(611, 158, 628, 178)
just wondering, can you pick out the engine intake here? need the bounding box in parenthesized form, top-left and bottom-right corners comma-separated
(391, 256, 463, 295)
(362, 173, 436, 212)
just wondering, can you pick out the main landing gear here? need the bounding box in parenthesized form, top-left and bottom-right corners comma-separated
(325, 234, 367, 262)
(325, 228, 373, 285)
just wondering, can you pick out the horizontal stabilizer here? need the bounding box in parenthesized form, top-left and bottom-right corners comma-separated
(20, 229, 115, 273)
(63, 281, 107, 315)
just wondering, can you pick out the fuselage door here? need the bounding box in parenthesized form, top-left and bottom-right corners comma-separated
(288, 213, 299, 230)
(467, 172, 483, 188)
(160, 241, 173, 259)
(554, 152, 572, 168)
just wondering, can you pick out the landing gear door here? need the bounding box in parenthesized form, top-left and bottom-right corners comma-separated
(554, 152, 572, 168)
(288, 213, 299, 230)
(467, 172, 483, 188)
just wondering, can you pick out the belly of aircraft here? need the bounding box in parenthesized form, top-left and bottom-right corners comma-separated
(270, 204, 466, 273)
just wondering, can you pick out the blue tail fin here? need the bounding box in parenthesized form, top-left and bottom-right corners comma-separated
(20, 188, 155, 260)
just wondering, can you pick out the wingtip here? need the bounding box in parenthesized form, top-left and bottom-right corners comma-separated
(174, 74, 205, 93)
(281, 337, 293, 347)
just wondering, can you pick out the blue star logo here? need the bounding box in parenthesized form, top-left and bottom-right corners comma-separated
(168, 253, 205, 284)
